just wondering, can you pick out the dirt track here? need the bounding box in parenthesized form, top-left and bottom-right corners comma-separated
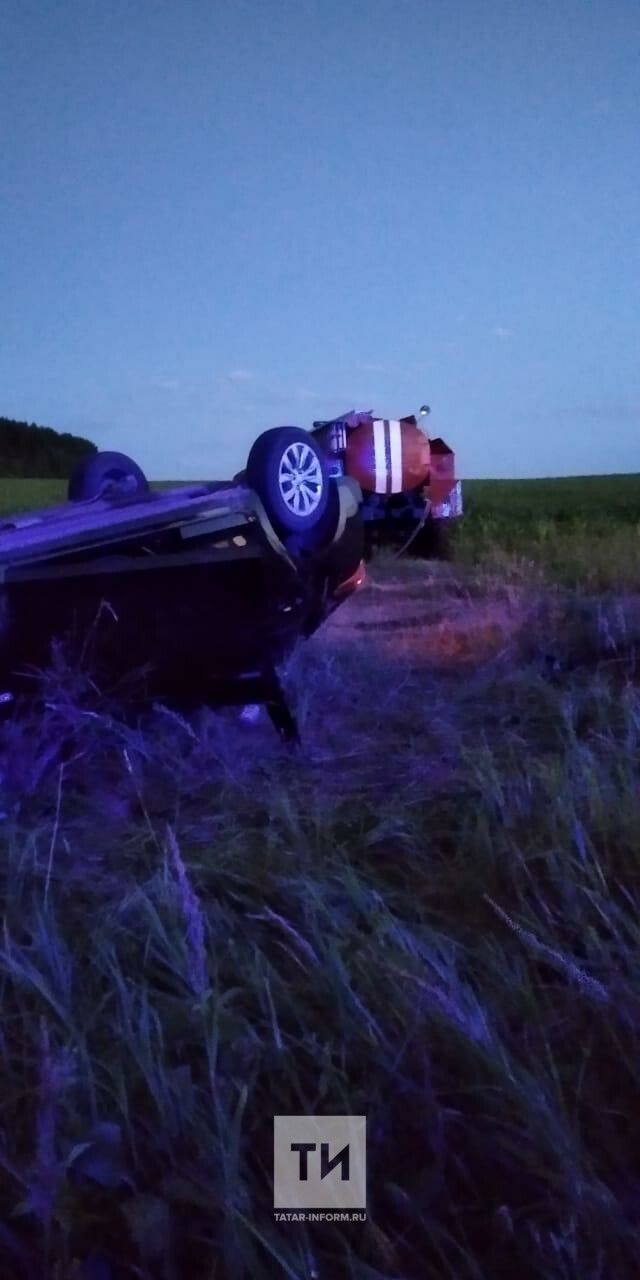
(319, 566, 536, 670)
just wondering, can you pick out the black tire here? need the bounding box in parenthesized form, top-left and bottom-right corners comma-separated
(68, 451, 149, 503)
(245, 427, 330, 538)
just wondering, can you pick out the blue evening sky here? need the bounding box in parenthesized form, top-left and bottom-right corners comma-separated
(1, 0, 639, 479)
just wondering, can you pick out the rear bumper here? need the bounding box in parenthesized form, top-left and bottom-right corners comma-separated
(360, 479, 463, 523)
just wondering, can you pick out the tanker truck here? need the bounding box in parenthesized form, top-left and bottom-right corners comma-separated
(310, 405, 462, 556)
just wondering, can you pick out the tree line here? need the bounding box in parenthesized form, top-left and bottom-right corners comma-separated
(0, 416, 97, 477)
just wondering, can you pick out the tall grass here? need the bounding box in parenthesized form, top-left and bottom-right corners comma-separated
(0, 554, 639, 1276)
(455, 474, 640, 590)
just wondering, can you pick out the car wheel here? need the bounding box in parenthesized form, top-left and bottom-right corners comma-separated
(245, 427, 330, 538)
(68, 451, 150, 502)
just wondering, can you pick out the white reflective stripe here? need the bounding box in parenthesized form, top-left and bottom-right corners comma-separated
(388, 419, 402, 492)
(372, 418, 387, 493)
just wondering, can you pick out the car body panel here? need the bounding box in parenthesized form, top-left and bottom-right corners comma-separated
(0, 474, 364, 712)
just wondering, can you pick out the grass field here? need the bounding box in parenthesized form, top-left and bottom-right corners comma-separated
(0, 476, 199, 515)
(452, 474, 640, 590)
(1, 473, 638, 592)
(0, 475, 639, 1277)
(464, 473, 640, 521)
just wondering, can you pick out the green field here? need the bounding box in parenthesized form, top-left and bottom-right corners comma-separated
(0, 476, 67, 512)
(5, 471, 638, 592)
(0, 476, 199, 515)
(2, 470, 639, 531)
(1, 472, 639, 597)
(464, 472, 640, 521)
(454, 474, 640, 590)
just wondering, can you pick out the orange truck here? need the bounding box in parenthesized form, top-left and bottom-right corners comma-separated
(310, 404, 462, 554)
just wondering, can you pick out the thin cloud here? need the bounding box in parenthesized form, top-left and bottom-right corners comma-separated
(218, 372, 377, 419)
(580, 402, 640, 423)
(154, 378, 180, 392)
(247, 385, 359, 411)
(292, 387, 336, 405)
(493, 327, 512, 339)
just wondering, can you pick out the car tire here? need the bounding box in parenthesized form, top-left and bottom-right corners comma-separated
(68, 451, 150, 503)
(245, 427, 330, 539)
(285, 479, 345, 557)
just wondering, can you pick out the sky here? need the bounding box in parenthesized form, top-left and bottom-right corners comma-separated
(1, 0, 639, 480)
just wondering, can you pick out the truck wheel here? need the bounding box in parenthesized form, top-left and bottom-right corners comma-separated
(245, 427, 330, 538)
(429, 518, 452, 560)
(68, 451, 149, 502)
(413, 516, 451, 559)
(363, 526, 377, 561)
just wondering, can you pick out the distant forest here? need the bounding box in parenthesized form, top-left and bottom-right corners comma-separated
(0, 416, 97, 476)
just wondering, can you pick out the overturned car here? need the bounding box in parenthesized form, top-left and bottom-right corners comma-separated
(0, 427, 365, 741)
